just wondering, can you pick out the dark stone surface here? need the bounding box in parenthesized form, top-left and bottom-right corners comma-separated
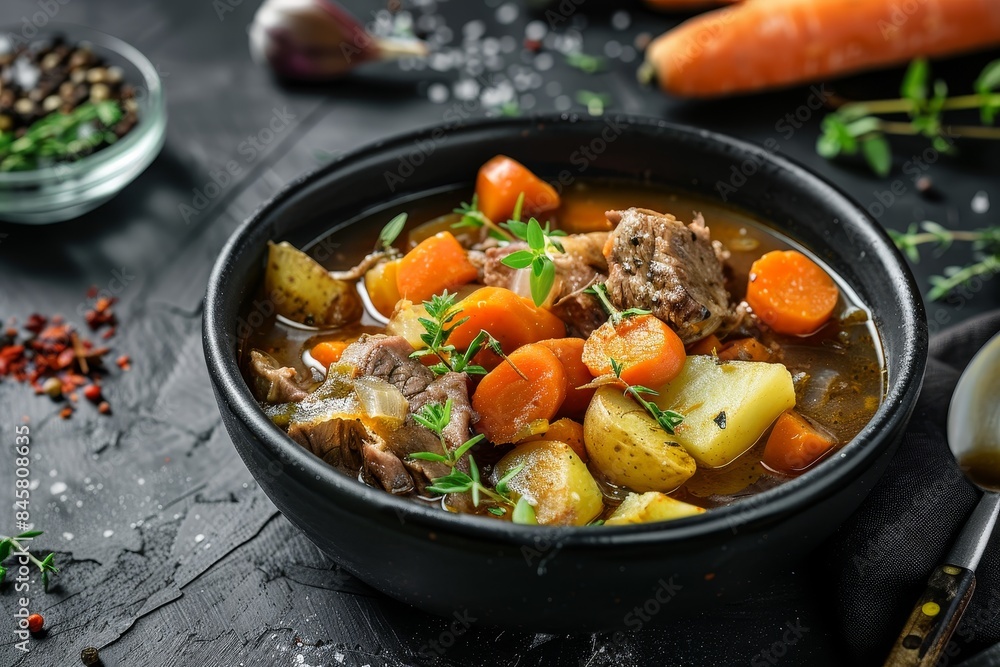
(0, 1, 998, 665)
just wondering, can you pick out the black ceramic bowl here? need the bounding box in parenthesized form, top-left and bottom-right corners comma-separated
(203, 115, 927, 631)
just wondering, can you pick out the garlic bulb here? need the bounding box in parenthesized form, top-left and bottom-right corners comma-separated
(249, 0, 428, 80)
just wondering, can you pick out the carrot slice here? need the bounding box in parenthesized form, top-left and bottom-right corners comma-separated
(527, 418, 587, 462)
(395, 232, 478, 304)
(537, 338, 596, 420)
(311, 341, 349, 368)
(475, 155, 560, 223)
(473, 343, 567, 444)
(762, 411, 835, 475)
(582, 314, 686, 387)
(449, 287, 566, 370)
(717, 337, 773, 362)
(745, 250, 839, 336)
(686, 334, 723, 357)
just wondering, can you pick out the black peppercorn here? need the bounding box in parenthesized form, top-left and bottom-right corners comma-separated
(80, 646, 101, 666)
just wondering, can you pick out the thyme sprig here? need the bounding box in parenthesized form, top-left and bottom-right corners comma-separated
(889, 221, 1000, 300)
(0, 530, 58, 591)
(818, 58, 1000, 176)
(410, 291, 526, 378)
(609, 358, 685, 436)
(566, 52, 606, 74)
(452, 195, 515, 241)
(585, 282, 651, 326)
(409, 401, 532, 519)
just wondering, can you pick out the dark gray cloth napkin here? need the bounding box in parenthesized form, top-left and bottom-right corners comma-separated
(827, 309, 1000, 665)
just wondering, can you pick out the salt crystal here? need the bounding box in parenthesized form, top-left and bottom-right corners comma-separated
(496, 3, 519, 25)
(546, 81, 562, 97)
(520, 93, 536, 110)
(453, 79, 481, 101)
(427, 83, 449, 103)
(62, 532, 73, 541)
(604, 41, 622, 59)
(103, 529, 114, 538)
(50, 482, 67, 495)
(463, 20, 486, 41)
(555, 95, 572, 111)
(534, 53, 554, 71)
(612, 11, 631, 30)
(195, 533, 205, 543)
(525, 21, 547, 42)
(972, 190, 990, 214)
(620, 46, 637, 63)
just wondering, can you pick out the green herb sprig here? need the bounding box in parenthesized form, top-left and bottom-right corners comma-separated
(585, 282, 651, 326)
(0, 101, 123, 172)
(377, 212, 407, 253)
(609, 358, 685, 436)
(566, 52, 606, 74)
(500, 215, 567, 306)
(889, 221, 1000, 300)
(575, 90, 612, 116)
(409, 401, 534, 521)
(0, 530, 58, 591)
(818, 58, 1000, 176)
(452, 195, 515, 241)
(410, 291, 526, 378)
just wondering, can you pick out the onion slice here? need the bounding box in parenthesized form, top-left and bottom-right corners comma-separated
(353, 376, 408, 426)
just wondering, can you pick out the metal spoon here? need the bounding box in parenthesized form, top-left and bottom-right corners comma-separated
(885, 331, 1000, 666)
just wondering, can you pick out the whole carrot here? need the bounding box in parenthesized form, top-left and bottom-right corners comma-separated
(644, 0, 1000, 98)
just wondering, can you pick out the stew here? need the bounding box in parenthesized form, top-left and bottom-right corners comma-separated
(240, 156, 884, 527)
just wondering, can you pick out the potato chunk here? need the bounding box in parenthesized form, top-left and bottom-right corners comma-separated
(605, 492, 705, 526)
(652, 355, 795, 468)
(584, 386, 697, 493)
(265, 241, 363, 328)
(494, 440, 603, 526)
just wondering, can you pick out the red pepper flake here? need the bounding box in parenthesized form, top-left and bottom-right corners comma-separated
(86, 285, 99, 299)
(0, 288, 126, 418)
(524, 38, 542, 52)
(116, 354, 131, 371)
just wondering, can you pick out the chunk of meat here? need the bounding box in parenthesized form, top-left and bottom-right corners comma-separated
(605, 208, 731, 343)
(291, 335, 476, 510)
(249, 350, 314, 403)
(481, 232, 610, 338)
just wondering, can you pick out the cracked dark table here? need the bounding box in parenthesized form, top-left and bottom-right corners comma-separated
(1, 1, 999, 666)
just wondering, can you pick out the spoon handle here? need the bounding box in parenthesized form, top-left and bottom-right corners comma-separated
(883, 564, 975, 666)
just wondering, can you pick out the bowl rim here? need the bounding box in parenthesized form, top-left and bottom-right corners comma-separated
(204, 113, 927, 548)
(0, 22, 164, 186)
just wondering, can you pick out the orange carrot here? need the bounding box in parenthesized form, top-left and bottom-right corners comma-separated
(396, 232, 478, 303)
(527, 418, 588, 462)
(449, 287, 566, 369)
(582, 314, 686, 387)
(473, 343, 567, 444)
(311, 340, 349, 368)
(717, 337, 773, 362)
(746, 250, 839, 336)
(686, 334, 723, 356)
(762, 411, 835, 475)
(475, 155, 560, 223)
(364, 258, 401, 317)
(644, 0, 1000, 98)
(537, 338, 596, 420)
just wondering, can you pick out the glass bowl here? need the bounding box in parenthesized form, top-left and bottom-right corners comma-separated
(0, 24, 166, 224)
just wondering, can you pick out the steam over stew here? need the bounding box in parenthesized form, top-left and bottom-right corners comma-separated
(241, 156, 883, 527)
